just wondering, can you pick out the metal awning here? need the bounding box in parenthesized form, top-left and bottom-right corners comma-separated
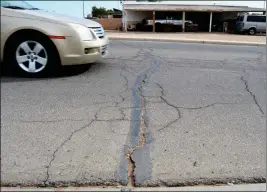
(124, 4, 265, 12)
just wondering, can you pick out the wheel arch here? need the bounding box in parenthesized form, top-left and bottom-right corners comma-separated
(249, 26, 257, 30)
(3, 28, 61, 64)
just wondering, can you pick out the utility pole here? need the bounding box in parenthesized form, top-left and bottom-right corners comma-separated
(82, 0, 85, 18)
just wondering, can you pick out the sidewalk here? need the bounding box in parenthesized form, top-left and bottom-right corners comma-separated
(107, 31, 266, 46)
(1, 183, 266, 191)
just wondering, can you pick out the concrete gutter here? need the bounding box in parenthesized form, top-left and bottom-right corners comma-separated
(107, 32, 266, 47)
(1, 183, 266, 191)
(109, 36, 266, 47)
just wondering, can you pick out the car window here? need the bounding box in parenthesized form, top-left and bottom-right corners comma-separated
(237, 16, 244, 21)
(1, 0, 36, 10)
(259, 16, 266, 22)
(247, 15, 263, 22)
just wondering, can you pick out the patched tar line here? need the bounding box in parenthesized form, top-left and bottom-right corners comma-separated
(115, 47, 161, 186)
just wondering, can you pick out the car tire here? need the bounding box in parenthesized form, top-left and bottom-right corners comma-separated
(248, 28, 256, 35)
(5, 33, 60, 77)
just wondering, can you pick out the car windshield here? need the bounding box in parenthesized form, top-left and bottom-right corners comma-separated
(1, 0, 38, 10)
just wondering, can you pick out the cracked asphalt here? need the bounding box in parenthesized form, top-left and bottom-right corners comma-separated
(1, 40, 266, 187)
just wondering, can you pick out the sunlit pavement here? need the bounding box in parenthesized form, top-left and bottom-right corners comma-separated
(1, 40, 266, 187)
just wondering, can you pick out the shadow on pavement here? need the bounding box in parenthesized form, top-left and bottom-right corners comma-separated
(1, 63, 92, 82)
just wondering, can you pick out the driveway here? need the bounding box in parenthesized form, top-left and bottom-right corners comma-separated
(1, 41, 266, 187)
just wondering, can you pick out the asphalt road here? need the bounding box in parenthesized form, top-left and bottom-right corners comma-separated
(1, 41, 266, 187)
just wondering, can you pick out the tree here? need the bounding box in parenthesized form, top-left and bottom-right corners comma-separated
(107, 9, 113, 14)
(92, 6, 108, 18)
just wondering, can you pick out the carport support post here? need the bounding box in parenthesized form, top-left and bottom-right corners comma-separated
(153, 10, 156, 32)
(123, 10, 128, 32)
(209, 12, 213, 32)
(182, 11, 185, 32)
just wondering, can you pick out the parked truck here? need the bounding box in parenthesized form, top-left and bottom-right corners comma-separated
(134, 18, 198, 32)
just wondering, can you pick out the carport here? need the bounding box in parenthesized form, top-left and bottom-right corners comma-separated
(122, 3, 265, 32)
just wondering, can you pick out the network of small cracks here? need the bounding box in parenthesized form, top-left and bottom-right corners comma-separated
(41, 99, 132, 186)
(22, 79, 264, 188)
(31, 61, 138, 187)
(117, 45, 242, 187)
(154, 83, 243, 132)
(38, 71, 131, 186)
(106, 42, 267, 187)
(17, 43, 266, 188)
(108, 43, 266, 74)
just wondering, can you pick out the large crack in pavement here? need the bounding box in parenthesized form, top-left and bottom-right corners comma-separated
(125, 77, 147, 187)
(117, 44, 159, 187)
(63, 44, 266, 187)
(116, 42, 246, 187)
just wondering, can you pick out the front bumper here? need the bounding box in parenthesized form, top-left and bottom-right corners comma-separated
(52, 35, 109, 66)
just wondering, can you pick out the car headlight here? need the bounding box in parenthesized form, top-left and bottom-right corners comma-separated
(69, 23, 94, 41)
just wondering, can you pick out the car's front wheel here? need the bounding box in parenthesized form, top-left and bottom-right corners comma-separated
(5, 33, 60, 77)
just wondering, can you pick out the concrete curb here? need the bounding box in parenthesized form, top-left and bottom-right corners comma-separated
(1, 184, 266, 191)
(108, 36, 266, 47)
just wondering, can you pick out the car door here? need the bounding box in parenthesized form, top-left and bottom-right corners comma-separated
(235, 15, 244, 32)
(0, 7, 9, 62)
(257, 16, 266, 32)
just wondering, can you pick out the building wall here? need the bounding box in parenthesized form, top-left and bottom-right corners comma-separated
(93, 18, 122, 30)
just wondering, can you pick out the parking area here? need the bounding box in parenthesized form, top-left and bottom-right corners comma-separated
(1, 40, 266, 187)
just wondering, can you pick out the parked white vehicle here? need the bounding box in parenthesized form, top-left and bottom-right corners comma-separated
(147, 19, 193, 26)
(235, 14, 266, 35)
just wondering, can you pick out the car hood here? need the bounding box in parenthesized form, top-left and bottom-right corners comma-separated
(17, 9, 102, 28)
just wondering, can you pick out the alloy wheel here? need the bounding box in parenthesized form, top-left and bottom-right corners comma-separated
(15, 41, 48, 73)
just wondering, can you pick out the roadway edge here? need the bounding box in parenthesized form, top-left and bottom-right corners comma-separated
(108, 36, 266, 47)
(1, 183, 266, 191)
